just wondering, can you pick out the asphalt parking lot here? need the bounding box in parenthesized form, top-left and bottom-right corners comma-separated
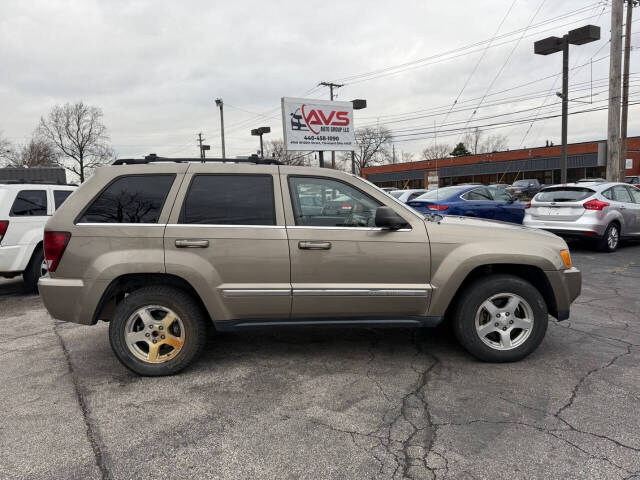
(1, 244, 639, 480)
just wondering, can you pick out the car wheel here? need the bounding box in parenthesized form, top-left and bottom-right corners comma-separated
(596, 223, 620, 252)
(109, 286, 208, 376)
(452, 274, 548, 362)
(23, 246, 46, 293)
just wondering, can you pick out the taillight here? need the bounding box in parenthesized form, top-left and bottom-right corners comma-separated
(583, 199, 609, 211)
(43, 231, 71, 273)
(0, 221, 8, 243)
(428, 204, 449, 211)
(525, 202, 531, 209)
(341, 201, 352, 210)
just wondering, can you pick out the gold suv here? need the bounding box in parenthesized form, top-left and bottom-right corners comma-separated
(39, 156, 581, 376)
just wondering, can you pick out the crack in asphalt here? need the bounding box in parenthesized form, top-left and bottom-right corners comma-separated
(52, 320, 111, 480)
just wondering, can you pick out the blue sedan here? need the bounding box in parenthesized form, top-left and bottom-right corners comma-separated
(406, 185, 527, 224)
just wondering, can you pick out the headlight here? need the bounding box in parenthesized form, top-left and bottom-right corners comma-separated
(560, 250, 572, 269)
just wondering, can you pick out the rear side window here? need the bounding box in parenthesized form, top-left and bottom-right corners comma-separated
(10, 190, 48, 216)
(535, 187, 594, 202)
(78, 175, 175, 223)
(462, 188, 492, 201)
(180, 175, 275, 225)
(54, 190, 72, 209)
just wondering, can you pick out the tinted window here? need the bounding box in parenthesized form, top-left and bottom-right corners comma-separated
(488, 186, 512, 201)
(79, 175, 174, 223)
(54, 190, 72, 209)
(181, 175, 275, 225)
(289, 176, 382, 227)
(462, 188, 492, 201)
(612, 185, 633, 203)
(10, 190, 47, 216)
(415, 186, 468, 200)
(536, 187, 595, 202)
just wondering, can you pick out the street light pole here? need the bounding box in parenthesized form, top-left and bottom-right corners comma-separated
(534, 25, 600, 184)
(215, 98, 226, 159)
(561, 35, 569, 184)
(251, 127, 271, 158)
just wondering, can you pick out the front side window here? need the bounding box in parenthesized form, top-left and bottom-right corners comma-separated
(10, 190, 47, 216)
(462, 188, 492, 201)
(288, 176, 382, 227)
(488, 187, 512, 201)
(180, 174, 275, 225)
(54, 190, 72, 209)
(629, 186, 640, 203)
(78, 175, 175, 223)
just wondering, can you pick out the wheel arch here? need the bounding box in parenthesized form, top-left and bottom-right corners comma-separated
(92, 273, 211, 325)
(439, 264, 559, 321)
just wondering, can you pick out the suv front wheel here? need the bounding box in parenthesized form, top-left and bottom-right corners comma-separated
(109, 286, 208, 376)
(452, 274, 548, 362)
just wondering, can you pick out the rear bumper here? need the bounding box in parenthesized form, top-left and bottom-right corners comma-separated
(38, 277, 101, 325)
(0, 244, 33, 274)
(523, 217, 606, 237)
(545, 267, 582, 320)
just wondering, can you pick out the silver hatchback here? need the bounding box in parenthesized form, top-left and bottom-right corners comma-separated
(523, 182, 640, 251)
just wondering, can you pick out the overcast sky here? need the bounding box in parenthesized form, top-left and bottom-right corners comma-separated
(1, 0, 638, 161)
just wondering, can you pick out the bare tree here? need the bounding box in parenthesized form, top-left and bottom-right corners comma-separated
(401, 152, 415, 163)
(421, 143, 451, 161)
(350, 126, 393, 175)
(462, 128, 508, 154)
(462, 128, 482, 155)
(267, 139, 309, 166)
(7, 138, 58, 167)
(481, 133, 508, 153)
(37, 102, 114, 182)
(0, 131, 15, 166)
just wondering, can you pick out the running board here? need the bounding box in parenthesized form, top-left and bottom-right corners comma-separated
(214, 316, 444, 331)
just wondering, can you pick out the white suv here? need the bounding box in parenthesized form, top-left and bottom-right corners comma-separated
(0, 182, 76, 290)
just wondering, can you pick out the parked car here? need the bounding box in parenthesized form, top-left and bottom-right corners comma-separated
(489, 183, 509, 190)
(406, 185, 526, 224)
(0, 182, 76, 290)
(39, 157, 581, 375)
(625, 175, 639, 185)
(389, 189, 428, 203)
(506, 179, 542, 199)
(523, 181, 640, 252)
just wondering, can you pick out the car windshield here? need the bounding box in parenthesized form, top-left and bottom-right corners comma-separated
(389, 191, 404, 198)
(535, 187, 595, 202)
(414, 186, 468, 200)
(512, 180, 530, 186)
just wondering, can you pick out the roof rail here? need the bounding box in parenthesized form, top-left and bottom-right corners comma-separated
(0, 180, 77, 186)
(113, 153, 282, 166)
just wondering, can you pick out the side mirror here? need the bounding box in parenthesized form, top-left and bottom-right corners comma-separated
(375, 206, 409, 230)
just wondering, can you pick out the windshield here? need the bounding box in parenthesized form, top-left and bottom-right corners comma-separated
(535, 187, 595, 202)
(512, 180, 530, 186)
(414, 186, 468, 200)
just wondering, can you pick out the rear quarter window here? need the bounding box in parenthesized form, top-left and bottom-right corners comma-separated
(78, 175, 175, 223)
(10, 190, 48, 216)
(535, 188, 594, 202)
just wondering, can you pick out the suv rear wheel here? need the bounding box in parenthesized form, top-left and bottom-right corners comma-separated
(23, 246, 46, 293)
(109, 286, 208, 376)
(452, 274, 548, 362)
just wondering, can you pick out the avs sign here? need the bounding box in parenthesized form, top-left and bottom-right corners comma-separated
(281, 97, 355, 151)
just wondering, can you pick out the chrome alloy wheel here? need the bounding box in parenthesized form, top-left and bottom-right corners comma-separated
(475, 293, 534, 350)
(124, 305, 185, 363)
(608, 225, 619, 250)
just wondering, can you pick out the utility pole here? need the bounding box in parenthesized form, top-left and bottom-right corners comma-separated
(620, 0, 635, 180)
(197, 132, 205, 159)
(319, 81, 343, 168)
(606, 0, 624, 181)
(561, 35, 569, 184)
(215, 98, 226, 159)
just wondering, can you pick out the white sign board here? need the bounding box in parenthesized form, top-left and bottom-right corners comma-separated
(626, 158, 633, 170)
(282, 97, 355, 151)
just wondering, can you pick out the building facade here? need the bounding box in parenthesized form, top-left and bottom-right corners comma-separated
(362, 137, 640, 189)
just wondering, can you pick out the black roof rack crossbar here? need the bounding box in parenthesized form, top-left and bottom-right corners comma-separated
(113, 154, 282, 166)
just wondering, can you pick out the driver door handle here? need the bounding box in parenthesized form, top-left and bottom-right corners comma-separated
(299, 241, 332, 250)
(175, 239, 209, 248)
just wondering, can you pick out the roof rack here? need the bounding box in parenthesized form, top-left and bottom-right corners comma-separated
(0, 180, 77, 186)
(113, 153, 282, 166)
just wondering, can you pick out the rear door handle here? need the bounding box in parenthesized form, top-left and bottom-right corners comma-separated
(175, 239, 209, 248)
(298, 241, 332, 250)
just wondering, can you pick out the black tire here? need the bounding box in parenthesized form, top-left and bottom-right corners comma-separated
(109, 286, 208, 376)
(23, 246, 45, 293)
(596, 222, 620, 252)
(452, 274, 548, 362)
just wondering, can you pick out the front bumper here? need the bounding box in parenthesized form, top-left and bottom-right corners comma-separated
(545, 267, 581, 320)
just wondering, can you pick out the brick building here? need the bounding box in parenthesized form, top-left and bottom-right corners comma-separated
(362, 137, 640, 189)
